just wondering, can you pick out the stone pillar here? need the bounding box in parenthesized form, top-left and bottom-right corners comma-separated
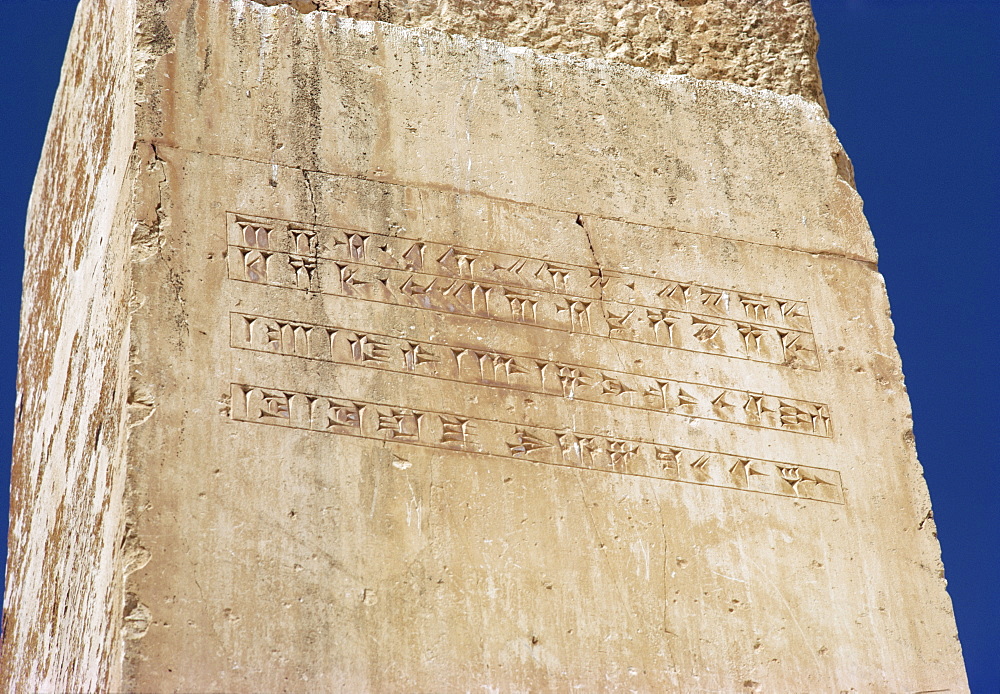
(2, 1, 967, 691)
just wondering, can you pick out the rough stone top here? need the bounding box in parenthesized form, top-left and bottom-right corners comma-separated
(253, 0, 826, 106)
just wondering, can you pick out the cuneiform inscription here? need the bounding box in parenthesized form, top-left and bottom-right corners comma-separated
(231, 383, 844, 504)
(232, 313, 833, 437)
(228, 214, 819, 369)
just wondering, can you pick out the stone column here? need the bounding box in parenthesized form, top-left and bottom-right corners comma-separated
(1, 1, 967, 691)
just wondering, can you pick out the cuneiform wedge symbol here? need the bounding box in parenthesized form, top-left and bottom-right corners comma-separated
(507, 429, 553, 457)
(774, 465, 832, 496)
(606, 308, 634, 333)
(739, 296, 770, 322)
(326, 400, 364, 429)
(606, 440, 639, 466)
(240, 222, 272, 249)
(376, 408, 424, 440)
(440, 416, 475, 446)
(730, 458, 766, 488)
(403, 342, 438, 369)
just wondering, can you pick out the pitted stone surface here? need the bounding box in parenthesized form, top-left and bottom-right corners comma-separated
(256, 0, 825, 105)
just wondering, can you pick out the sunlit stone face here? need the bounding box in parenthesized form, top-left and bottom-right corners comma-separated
(1, 2, 966, 692)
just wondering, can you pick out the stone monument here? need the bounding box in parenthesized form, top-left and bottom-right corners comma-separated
(1, 0, 968, 691)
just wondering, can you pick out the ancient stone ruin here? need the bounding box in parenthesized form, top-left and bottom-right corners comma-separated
(2, 0, 967, 691)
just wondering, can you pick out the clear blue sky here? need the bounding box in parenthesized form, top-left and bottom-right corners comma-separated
(1, 1, 996, 688)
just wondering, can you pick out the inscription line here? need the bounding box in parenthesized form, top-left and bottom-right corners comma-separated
(231, 383, 845, 505)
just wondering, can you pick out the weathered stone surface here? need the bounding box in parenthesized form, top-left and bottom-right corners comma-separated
(2, 1, 965, 692)
(257, 0, 826, 106)
(0, 1, 136, 691)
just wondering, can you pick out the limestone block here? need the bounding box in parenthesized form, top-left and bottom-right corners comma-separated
(1, 0, 966, 692)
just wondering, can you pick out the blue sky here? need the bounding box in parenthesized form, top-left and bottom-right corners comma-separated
(810, 3, 998, 688)
(1, 1, 995, 688)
